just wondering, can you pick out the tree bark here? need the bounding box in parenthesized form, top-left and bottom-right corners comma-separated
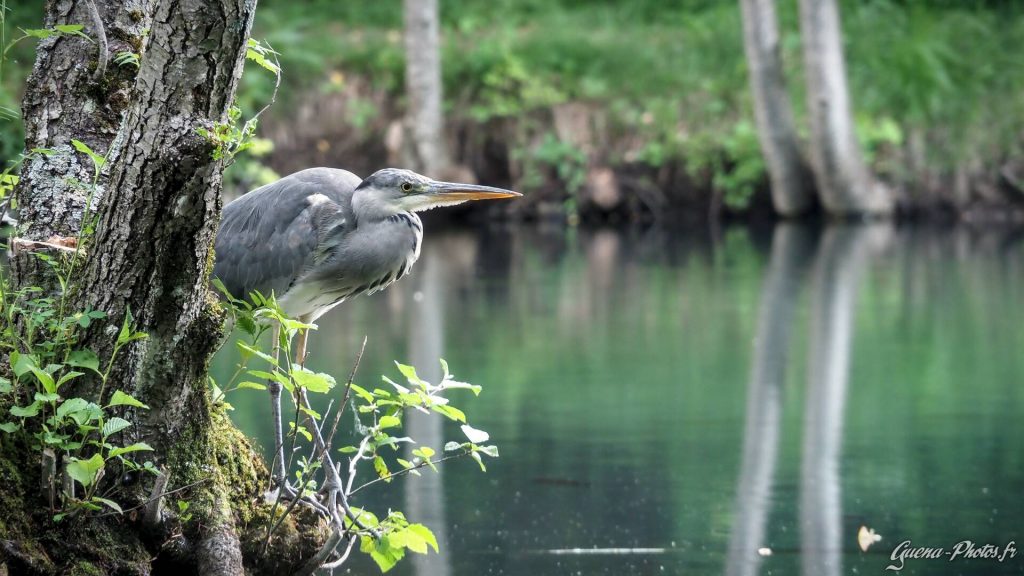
(739, 0, 815, 217)
(403, 0, 448, 176)
(11, 0, 149, 293)
(799, 0, 892, 216)
(14, 0, 147, 241)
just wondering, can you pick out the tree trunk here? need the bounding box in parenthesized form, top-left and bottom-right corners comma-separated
(11, 0, 149, 288)
(403, 0, 448, 176)
(2, 1, 327, 574)
(739, 0, 815, 217)
(798, 0, 892, 216)
(74, 1, 257, 572)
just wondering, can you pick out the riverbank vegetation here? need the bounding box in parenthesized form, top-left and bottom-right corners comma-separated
(2, 1, 1022, 220)
(227, 0, 1024, 220)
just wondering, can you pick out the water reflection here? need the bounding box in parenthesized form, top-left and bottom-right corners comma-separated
(726, 224, 815, 576)
(404, 241, 451, 576)
(214, 221, 1024, 576)
(800, 225, 885, 576)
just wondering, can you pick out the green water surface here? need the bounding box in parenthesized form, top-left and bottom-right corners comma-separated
(213, 223, 1024, 576)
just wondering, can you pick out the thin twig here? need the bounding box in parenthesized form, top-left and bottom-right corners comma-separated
(95, 477, 211, 518)
(263, 339, 367, 551)
(323, 336, 366, 456)
(85, 0, 107, 82)
(349, 452, 469, 496)
(320, 533, 358, 570)
(142, 467, 169, 528)
(292, 526, 346, 576)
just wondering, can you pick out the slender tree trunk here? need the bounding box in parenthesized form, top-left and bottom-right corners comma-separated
(3, 0, 327, 573)
(403, 0, 448, 176)
(739, 0, 815, 216)
(798, 0, 892, 216)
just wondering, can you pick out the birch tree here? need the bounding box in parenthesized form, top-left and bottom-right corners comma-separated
(403, 0, 449, 176)
(799, 0, 893, 216)
(739, 0, 815, 216)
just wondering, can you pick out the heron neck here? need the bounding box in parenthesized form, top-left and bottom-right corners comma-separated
(351, 188, 405, 225)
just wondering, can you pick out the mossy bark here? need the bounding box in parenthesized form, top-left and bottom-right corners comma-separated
(2, 0, 328, 574)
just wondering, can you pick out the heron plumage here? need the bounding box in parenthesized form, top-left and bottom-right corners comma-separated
(213, 167, 422, 320)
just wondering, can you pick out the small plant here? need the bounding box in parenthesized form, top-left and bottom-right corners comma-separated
(213, 283, 498, 573)
(0, 257, 154, 521)
(112, 51, 140, 68)
(197, 38, 280, 162)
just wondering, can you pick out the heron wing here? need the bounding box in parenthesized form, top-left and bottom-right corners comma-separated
(213, 168, 361, 301)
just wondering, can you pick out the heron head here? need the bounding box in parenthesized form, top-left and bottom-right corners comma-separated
(356, 168, 521, 213)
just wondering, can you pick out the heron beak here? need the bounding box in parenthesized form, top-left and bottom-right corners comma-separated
(425, 181, 522, 202)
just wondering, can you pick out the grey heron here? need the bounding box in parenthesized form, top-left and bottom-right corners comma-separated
(213, 167, 519, 488)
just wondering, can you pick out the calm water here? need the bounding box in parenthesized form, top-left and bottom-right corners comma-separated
(213, 222, 1024, 576)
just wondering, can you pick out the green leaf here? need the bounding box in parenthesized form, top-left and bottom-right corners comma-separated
(235, 381, 266, 391)
(476, 445, 500, 458)
(0, 422, 20, 433)
(368, 536, 405, 572)
(0, 377, 12, 393)
(443, 379, 482, 396)
(470, 451, 487, 472)
(245, 38, 281, 74)
(34, 391, 59, 403)
(391, 527, 429, 554)
(444, 441, 465, 452)
(11, 351, 34, 378)
(66, 453, 104, 488)
(378, 415, 401, 429)
(338, 445, 358, 454)
(102, 417, 131, 437)
(289, 422, 312, 442)
(21, 28, 55, 39)
(373, 455, 390, 480)
(395, 362, 427, 389)
(108, 442, 154, 458)
(349, 383, 375, 402)
(291, 367, 335, 394)
(460, 424, 490, 444)
(56, 397, 91, 418)
(108, 390, 149, 409)
(92, 496, 123, 514)
(71, 139, 106, 168)
(30, 365, 56, 394)
(236, 341, 277, 366)
(54, 24, 85, 34)
(67, 350, 101, 373)
(408, 523, 439, 553)
(10, 402, 41, 418)
(237, 314, 257, 336)
(56, 371, 86, 389)
(431, 404, 466, 423)
(246, 48, 281, 74)
(412, 446, 435, 459)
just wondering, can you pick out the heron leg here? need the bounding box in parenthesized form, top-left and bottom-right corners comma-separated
(295, 316, 311, 367)
(268, 322, 289, 487)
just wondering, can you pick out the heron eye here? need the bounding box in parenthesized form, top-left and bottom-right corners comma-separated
(401, 182, 413, 193)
